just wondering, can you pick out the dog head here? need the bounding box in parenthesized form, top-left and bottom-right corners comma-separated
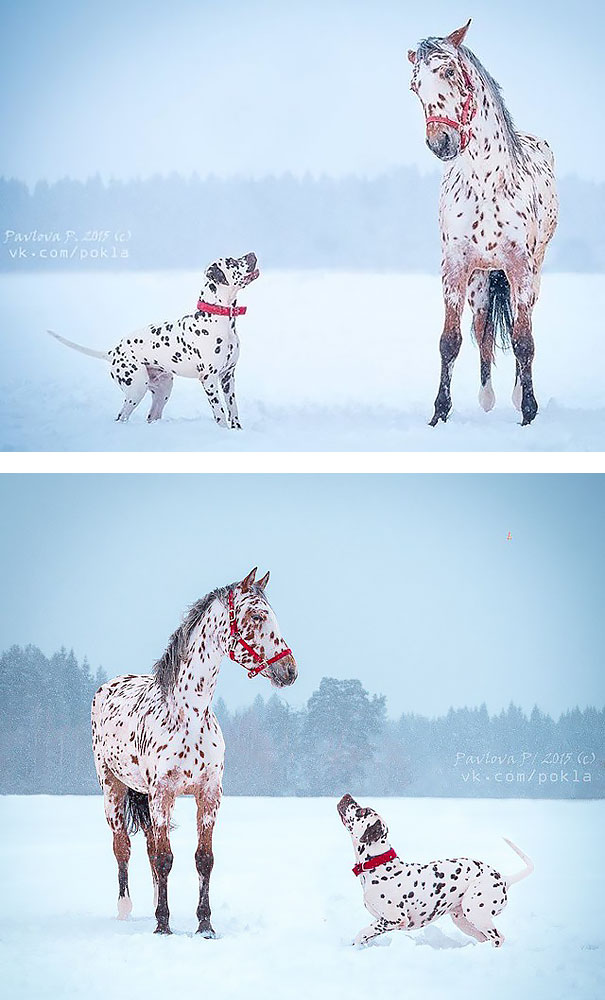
(204, 252, 260, 302)
(337, 794, 389, 848)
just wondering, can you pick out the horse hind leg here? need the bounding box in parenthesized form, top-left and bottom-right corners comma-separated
(467, 271, 496, 412)
(102, 770, 133, 919)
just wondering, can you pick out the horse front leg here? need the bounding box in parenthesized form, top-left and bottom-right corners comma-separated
(430, 265, 467, 426)
(195, 782, 222, 937)
(144, 825, 159, 912)
(149, 790, 175, 935)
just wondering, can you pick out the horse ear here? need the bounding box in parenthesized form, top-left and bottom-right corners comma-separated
(446, 18, 471, 48)
(407, 49, 416, 64)
(257, 570, 270, 591)
(241, 567, 257, 592)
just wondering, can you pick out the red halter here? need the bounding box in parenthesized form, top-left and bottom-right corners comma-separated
(352, 847, 398, 877)
(197, 300, 247, 318)
(425, 64, 477, 150)
(227, 589, 293, 678)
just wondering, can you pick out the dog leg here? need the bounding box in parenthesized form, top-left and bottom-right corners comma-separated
(199, 373, 229, 428)
(146, 369, 173, 422)
(353, 917, 401, 948)
(458, 876, 507, 947)
(450, 907, 487, 943)
(220, 368, 241, 429)
(115, 369, 149, 422)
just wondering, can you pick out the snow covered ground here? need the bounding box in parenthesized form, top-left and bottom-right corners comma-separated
(1, 796, 602, 1000)
(1, 271, 604, 451)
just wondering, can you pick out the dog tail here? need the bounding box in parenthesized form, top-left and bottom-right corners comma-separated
(47, 329, 109, 361)
(503, 837, 534, 886)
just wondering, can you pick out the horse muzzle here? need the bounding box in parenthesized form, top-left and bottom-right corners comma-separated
(269, 651, 297, 687)
(426, 123, 460, 161)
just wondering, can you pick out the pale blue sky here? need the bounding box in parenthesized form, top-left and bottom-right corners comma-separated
(1, 474, 603, 717)
(2, 0, 604, 184)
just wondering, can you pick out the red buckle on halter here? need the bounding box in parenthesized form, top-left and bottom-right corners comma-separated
(197, 300, 247, 318)
(227, 589, 292, 678)
(425, 62, 476, 150)
(352, 848, 398, 877)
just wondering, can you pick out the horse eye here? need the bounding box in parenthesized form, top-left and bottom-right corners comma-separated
(445, 67, 455, 79)
(252, 613, 263, 623)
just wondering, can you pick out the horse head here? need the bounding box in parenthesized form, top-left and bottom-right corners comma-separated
(228, 567, 297, 688)
(408, 20, 474, 161)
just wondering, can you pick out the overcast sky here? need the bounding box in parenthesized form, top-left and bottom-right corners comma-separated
(2, 0, 604, 185)
(1, 474, 603, 718)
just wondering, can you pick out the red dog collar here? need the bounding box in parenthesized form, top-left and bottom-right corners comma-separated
(353, 848, 398, 877)
(197, 300, 247, 318)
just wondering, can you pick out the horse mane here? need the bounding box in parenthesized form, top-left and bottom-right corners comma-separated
(152, 582, 268, 696)
(415, 37, 526, 165)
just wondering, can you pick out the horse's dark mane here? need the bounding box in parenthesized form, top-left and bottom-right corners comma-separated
(415, 37, 525, 164)
(153, 582, 267, 696)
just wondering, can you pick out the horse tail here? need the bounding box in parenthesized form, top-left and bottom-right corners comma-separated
(124, 788, 152, 836)
(487, 270, 513, 351)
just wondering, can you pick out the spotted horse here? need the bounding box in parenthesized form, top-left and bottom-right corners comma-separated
(49, 252, 259, 428)
(409, 20, 558, 425)
(91, 568, 297, 935)
(337, 794, 533, 948)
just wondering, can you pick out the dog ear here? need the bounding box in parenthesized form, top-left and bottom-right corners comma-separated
(241, 567, 257, 592)
(359, 818, 386, 845)
(206, 262, 229, 285)
(257, 570, 270, 591)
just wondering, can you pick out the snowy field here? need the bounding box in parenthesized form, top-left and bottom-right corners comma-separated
(0, 796, 603, 1000)
(1, 271, 604, 451)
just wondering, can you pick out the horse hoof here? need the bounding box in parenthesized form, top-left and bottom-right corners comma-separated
(154, 924, 172, 935)
(478, 383, 496, 412)
(521, 404, 538, 426)
(196, 925, 218, 938)
(117, 896, 132, 920)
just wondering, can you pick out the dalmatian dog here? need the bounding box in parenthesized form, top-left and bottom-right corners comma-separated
(48, 252, 259, 427)
(337, 794, 533, 949)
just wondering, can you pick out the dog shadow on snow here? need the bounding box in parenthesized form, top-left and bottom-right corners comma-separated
(357, 925, 474, 950)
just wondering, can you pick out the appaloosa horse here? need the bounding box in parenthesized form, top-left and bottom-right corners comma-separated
(91, 568, 297, 934)
(408, 19, 558, 425)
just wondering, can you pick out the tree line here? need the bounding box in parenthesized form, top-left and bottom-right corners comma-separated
(1, 169, 603, 272)
(1, 645, 603, 798)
